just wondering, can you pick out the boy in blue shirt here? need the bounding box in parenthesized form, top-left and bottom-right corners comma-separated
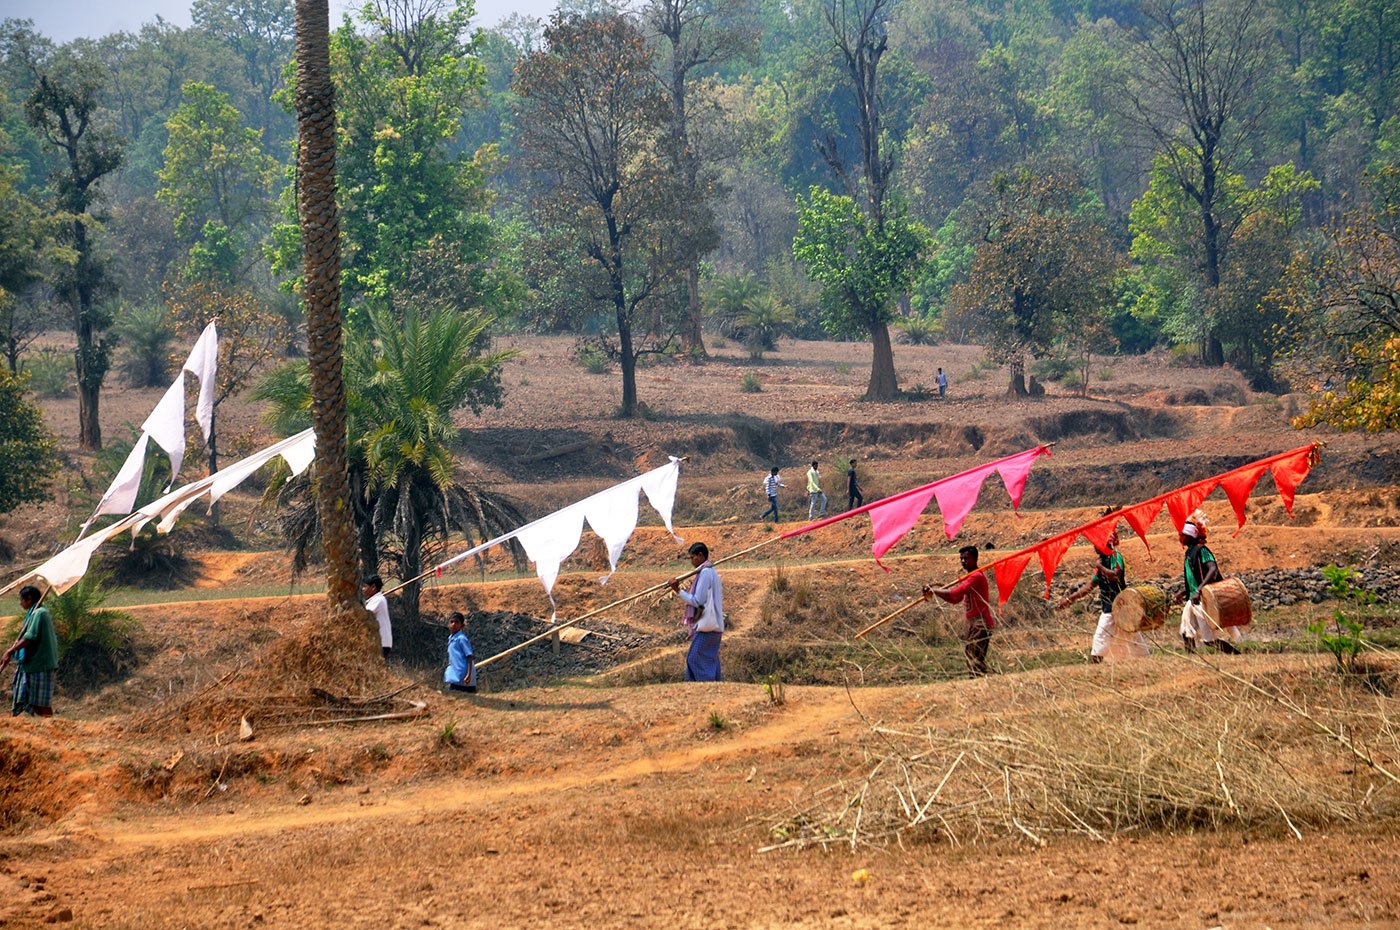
(444, 612, 477, 693)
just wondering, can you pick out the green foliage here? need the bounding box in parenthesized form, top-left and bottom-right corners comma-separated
(112, 304, 174, 387)
(21, 346, 73, 397)
(708, 710, 730, 731)
(46, 573, 143, 686)
(0, 364, 55, 511)
(739, 371, 762, 393)
(1030, 354, 1075, 384)
(763, 672, 785, 706)
(706, 272, 793, 358)
(574, 340, 612, 374)
(894, 315, 940, 345)
(1307, 565, 1374, 675)
(792, 187, 930, 340)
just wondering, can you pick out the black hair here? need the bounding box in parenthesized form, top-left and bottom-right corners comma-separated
(447, 611, 465, 624)
(770, 466, 779, 474)
(688, 542, 710, 559)
(811, 460, 818, 468)
(958, 545, 979, 564)
(365, 575, 383, 591)
(18, 585, 41, 603)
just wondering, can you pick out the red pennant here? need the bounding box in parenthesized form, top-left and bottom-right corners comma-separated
(1036, 536, 1075, 598)
(1079, 517, 1120, 555)
(992, 552, 1033, 607)
(1119, 500, 1163, 554)
(1165, 480, 1218, 533)
(1219, 463, 1268, 533)
(1270, 448, 1316, 516)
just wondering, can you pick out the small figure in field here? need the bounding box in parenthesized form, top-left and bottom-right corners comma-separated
(1177, 515, 1240, 655)
(937, 367, 948, 399)
(806, 459, 828, 519)
(923, 545, 997, 677)
(846, 459, 864, 511)
(760, 467, 784, 522)
(363, 575, 392, 659)
(1056, 528, 1147, 663)
(670, 542, 725, 681)
(444, 611, 477, 693)
(2, 585, 59, 717)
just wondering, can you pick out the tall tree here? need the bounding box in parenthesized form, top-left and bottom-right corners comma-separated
(191, 0, 297, 143)
(293, 0, 364, 633)
(644, 0, 758, 357)
(515, 12, 680, 418)
(1124, 0, 1276, 364)
(11, 35, 125, 450)
(808, 0, 923, 399)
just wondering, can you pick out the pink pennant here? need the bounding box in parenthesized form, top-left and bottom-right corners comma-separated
(1219, 463, 1268, 533)
(1270, 448, 1316, 516)
(1079, 517, 1119, 555)
(1036, 536, 1075, 598)
(932, 469, 991, 540)
(995, 447, 1047, 510)
(1165, 480, 1218, 532)
(1119, 500, 1163, 554)
(993, 552, 1033, 607)
(870, 485, 940, 569)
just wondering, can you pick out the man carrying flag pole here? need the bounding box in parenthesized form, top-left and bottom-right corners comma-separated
(923, 545, 996, 677)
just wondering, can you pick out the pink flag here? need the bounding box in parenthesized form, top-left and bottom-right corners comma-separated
(995, 448, 1043, 510)
(870, 485, 939, 567)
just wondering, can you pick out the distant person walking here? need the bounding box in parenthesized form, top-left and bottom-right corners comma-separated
(444, 611, 477, 693)
(846, 459, 864, 511)
(363, 575, 392, 659)
(670, 542, 724, 681)
(806, 460, 828, 519)
(1177, 514, 1239, 655)
(923, 545, 996, 677)
(760, 467, 784, 522)
(2, 585, 58, 717)
(937, 367, 948, 399)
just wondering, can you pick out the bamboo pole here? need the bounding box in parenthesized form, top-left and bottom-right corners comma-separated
(855, 591, 933, 639)
(476, 536, 782, 669)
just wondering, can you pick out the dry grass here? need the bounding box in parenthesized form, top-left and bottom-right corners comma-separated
(764, 654, 1400, 851)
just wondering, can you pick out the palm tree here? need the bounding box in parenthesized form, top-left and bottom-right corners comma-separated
(257, 304, 525, 623)
(293, 0, 362, 631)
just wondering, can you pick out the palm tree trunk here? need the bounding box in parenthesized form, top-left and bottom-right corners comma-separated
(295, 0, 366, 632)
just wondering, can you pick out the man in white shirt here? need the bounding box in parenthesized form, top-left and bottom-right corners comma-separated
(363, 575, 392, 659)
(761, 467, 784, 522)
(669, 542, 724, 681)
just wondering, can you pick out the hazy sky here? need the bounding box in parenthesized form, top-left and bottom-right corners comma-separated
(8, 0, 556, 44)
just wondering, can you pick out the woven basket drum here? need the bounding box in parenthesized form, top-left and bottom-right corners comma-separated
(1201, 578, 1252, 628)
(1111, 584, 1169, 633)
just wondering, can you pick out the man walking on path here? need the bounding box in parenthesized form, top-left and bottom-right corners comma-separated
(846, 459, 864, 511)
(670, 542, 724, 681)
(1056, 528, 1148, 663)
(364, 575, 392, 659)
(923, 546, 996, 677)
(761, 467, 784, 522)
(806, 460, 828, 519)
(937, 368, 948, 399)
(1178, 514, 1239, 654)
(2, 585, 59, 716)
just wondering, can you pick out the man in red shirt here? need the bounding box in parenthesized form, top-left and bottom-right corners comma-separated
(923, 545, 996, 677)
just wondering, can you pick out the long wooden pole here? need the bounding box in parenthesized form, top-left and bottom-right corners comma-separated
(855, 591, 933, 639)
(476, 536, 781, 669)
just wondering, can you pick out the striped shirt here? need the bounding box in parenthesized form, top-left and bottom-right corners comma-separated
(764, 474, 782, 497)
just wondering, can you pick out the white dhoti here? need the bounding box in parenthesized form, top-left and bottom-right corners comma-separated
(1092, 611, 1149, 662)
(1180, 600, 1240, 644)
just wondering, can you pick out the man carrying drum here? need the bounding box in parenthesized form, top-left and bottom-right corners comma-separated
(1177, 513, 1241, 655)
(1056, 527, 1149, 663)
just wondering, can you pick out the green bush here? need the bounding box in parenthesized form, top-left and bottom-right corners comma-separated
(22, 347, 73, 398)
(575, 342, 611, 374)
(1031, 354, 1076, 384)
(740, 372, 762, 393)
(113, 305, 174, 388)
(1307, 564, 1374, 675)
(894, 315, 940, 345)
(46, 573, 143, 692)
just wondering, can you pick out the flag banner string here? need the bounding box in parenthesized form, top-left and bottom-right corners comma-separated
(856, 443, 1322, 639)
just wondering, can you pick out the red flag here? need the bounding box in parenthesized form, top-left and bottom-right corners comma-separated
(1270, 448, 1316, 516)
(1036, 536, 1075, 597)
(870, 485, 939, 568)
(1219, 463, 1268, 533)
(1119, 500, 1163, 554)
(1079, 516, 1120, 555)
(993, 552, 1033, 607)
(1166, 480, 1218, 532)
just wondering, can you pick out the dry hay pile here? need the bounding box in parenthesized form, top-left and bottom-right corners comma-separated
(766, 656, 1400, 850)
(130, 598, 404, 738)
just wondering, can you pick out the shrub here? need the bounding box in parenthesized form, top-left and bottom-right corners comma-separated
(1308, 564, 1373, 675)
(574, 340, 611, 374)
(113, 305, 174, 388)
(895, 315, 940, 345)
(1031, 354, 1075, 384)
(22, 347, 73, 398)
(740, 372, 762, 393)
(46, 573, 143, 692)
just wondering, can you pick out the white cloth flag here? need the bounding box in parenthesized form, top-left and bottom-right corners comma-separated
(2, 429, 316, 598)
(183, 322, 218, 441)
(143, 377, 189, 486)
(429, 457, 685, 608)
(83, 433, 152, 530)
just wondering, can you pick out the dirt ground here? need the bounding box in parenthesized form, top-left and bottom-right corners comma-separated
(2, 335, 1400, 928)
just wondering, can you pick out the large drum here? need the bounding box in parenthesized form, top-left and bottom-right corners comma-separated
(1201, 578, 1252, 629)
(1112, 584, 1169, 633)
